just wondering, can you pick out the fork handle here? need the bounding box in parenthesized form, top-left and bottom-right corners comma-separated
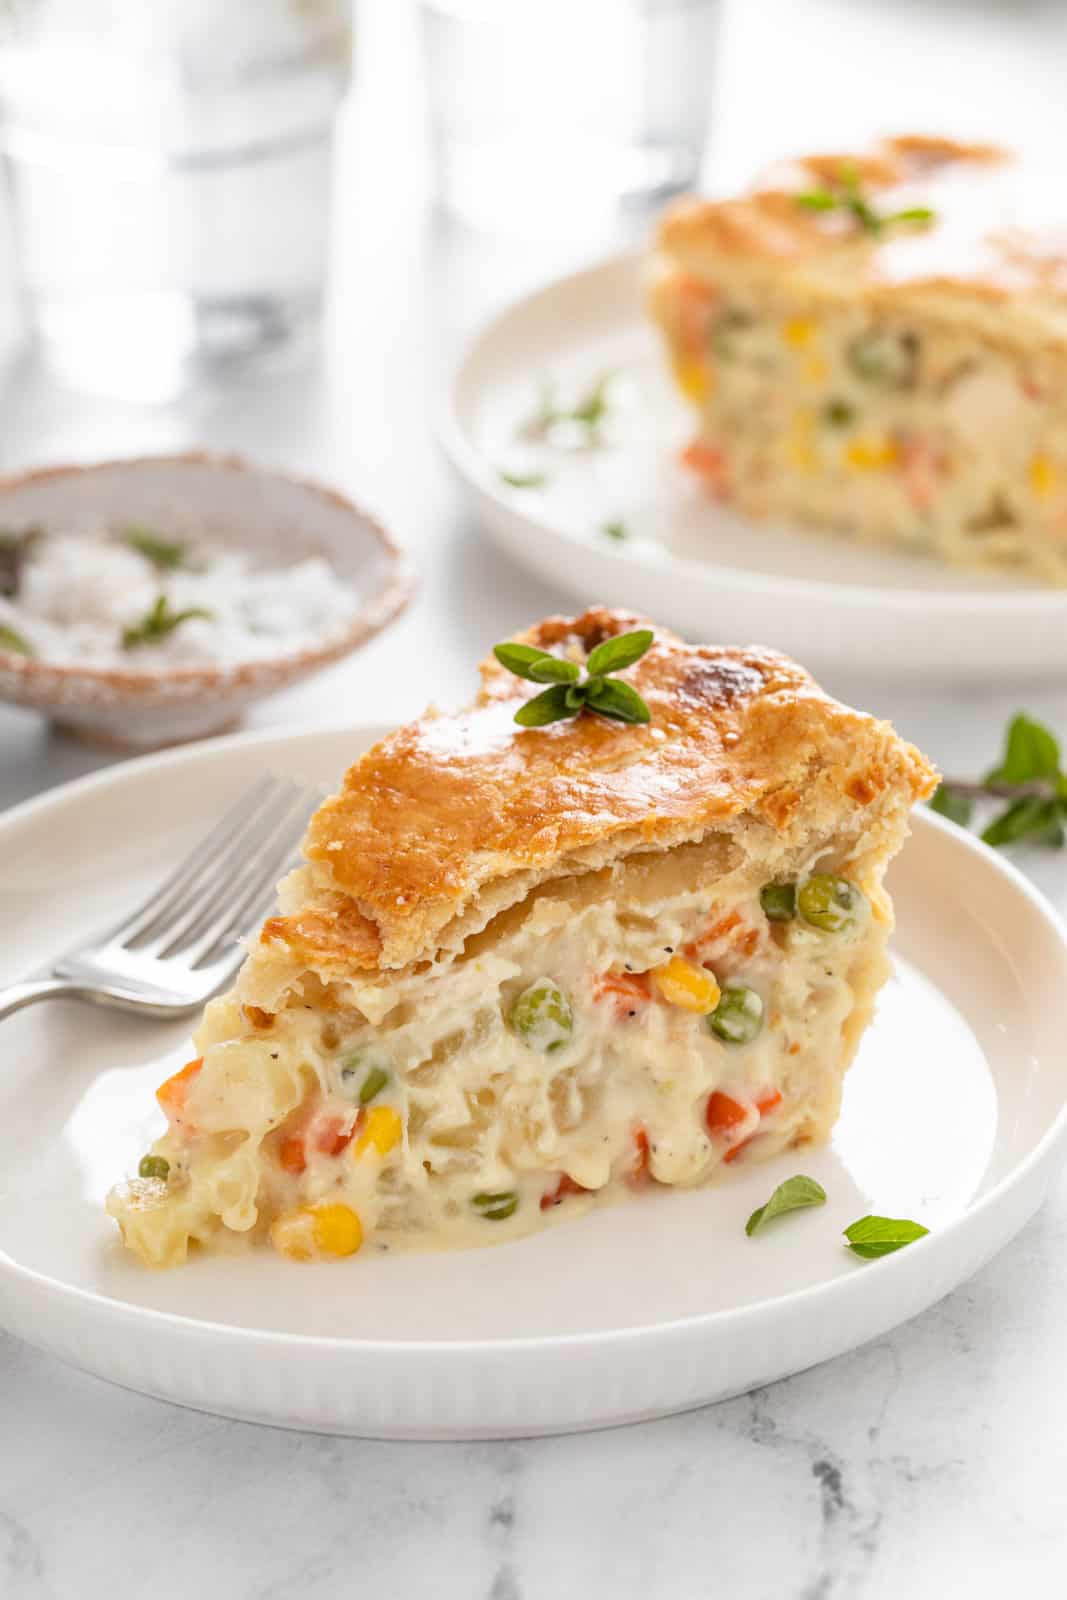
(0, 978, 80, 1022)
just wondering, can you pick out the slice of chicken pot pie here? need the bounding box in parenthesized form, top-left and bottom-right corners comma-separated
(108, 608, 936, 1267)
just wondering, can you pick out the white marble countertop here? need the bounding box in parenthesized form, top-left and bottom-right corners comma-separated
(5, 2, 1067, 1595)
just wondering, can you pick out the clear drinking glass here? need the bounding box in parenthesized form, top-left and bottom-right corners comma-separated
(0, 0, 352, 401)
(420, 0, 720, 234)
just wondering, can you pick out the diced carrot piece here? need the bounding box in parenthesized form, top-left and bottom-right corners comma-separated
(677, 276, 718, 351)
(280, 1110, 360, 1175)
(156, 1057, 203, 1120)
(593, 970, 652, 1018)
(628, 1126, 651, 1187)
(540, 1173, 589, 1211)
(680, 441, 729, 495)
(722, 1090, 783, 1162)
(313, 1113, 359, 1159)
(685, 910, 760, 963)
(898, 435, 944, 511)
(705, 1091, 748, 1134)
(279, 1134, 307, 1175)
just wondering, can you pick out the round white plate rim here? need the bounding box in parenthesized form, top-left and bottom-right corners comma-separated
(3, 721, 1067, 1375)
(440, 249, 1067, 621)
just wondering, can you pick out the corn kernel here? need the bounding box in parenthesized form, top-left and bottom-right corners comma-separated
(354, 1104, 403, 1158)
(671, 352, 711, 405)
(311, 1203, 363, 1258)
(270, 1203, 364, 1261)
(1030, 454, 1059, 498)
(652, 956, 722, 1015)
(782, 317, 816, 350)
(845, 435, 899, 471)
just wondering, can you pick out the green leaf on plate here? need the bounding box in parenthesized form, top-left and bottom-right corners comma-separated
(929, 784, 973, 827)
(843, 1215, 929, 1259)
(745, 1174, 827, 1237)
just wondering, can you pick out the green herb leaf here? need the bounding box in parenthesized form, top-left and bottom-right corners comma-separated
(795, 165, 935, 239)
(493, 642, 556, 681)
(498, 468, 547, 489)
(122, 594, 214, 650)
(746, 1174, 827, 1237)
(495, 625, 654, 728)
(527, 656, 581, 685)
(0, 623, 32, 656)
(929, 784, 973, 827)
(889, 206, 935, 226)
(570, 373, 614, 429)
(601, 520, 628, 541)
(584, 677, 651, 725)
(123, 525, 196, 572)
(844, 1214, 928, 1259)
(585, 628, 654, 677)
(0, 525, 41, 598)
(982, 795, 1065, 849)
(796, 190, 837, 212)
(985, 713, 1061, 785)
(513, 684, 576, 727)
(519, 373, 615, 445)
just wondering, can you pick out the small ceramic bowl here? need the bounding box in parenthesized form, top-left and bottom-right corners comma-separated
(0, 453, 416, 748)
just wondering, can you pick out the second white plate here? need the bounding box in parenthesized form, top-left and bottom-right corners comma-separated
(442, 253, 1067, 684)
(2, 725, 1067, 1437)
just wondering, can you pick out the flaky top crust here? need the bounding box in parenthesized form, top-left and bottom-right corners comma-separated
(259, 609, 936, 975)
(656, 135, 1067, 349)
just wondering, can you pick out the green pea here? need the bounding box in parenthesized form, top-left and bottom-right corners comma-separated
(822, 398, 855, 428)
(797, 874, 863, 933)
(509, 979, 573, 1053)
(472, 1190, 519, 1221)
(845, 329, 918, 389)
(707, 985, 765, 1044)
(341, 1050, 388, 1098)
(357, 1066, 389, 1105)
(138, 1154, 170, 1181)
(760, 882, 797, 922)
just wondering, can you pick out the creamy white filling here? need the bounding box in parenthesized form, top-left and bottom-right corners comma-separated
(108, 866, 888, 1267)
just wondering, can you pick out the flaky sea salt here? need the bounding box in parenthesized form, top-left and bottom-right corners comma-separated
(0, 527, 363, 670)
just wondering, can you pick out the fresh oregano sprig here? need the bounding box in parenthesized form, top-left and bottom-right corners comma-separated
(521, 372, 616, 447)
(796, 162, 934, 237)
(122, 594, 214, 650)
(930, 712, 1067, 848)
(493, 628, 653, 727)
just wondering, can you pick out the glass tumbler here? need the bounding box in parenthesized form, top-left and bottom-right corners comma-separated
(0, 0, 352, 400)
(420, 0, 720, 234)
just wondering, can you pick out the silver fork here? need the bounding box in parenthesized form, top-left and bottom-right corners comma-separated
(0, 775, 319, 1023)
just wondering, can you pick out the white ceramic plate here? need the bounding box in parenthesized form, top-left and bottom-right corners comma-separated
(2, 725, 1067, 1439)
(442, 254, 1067, 684)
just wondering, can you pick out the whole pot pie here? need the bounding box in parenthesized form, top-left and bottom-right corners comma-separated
(108, 608, 936, 1267)
(650, 134, 1067, 584)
